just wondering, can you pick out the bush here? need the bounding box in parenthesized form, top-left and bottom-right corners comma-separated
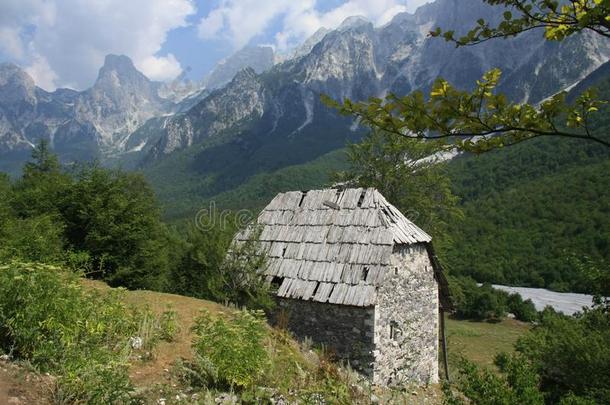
(507, 294, 538, 322)
(158, 308, 180, 342)
(443, 355, 544, 405)
(191, 309, 269, 389)
(0, 215, 65, 263)
(516, 308, 610, 404)
(449, 277, 508, 320)
(0, 262, 169, 403)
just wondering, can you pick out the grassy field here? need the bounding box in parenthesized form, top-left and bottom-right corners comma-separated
(445, 316, 530, 372)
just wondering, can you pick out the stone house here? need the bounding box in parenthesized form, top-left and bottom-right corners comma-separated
(234, 187, 452, 386)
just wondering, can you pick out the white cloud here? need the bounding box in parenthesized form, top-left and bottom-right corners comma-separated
(140, 54, 183, 82)
(197, 0, 433, 51)
(0, 0, 195, 90)
(198, 0, 298, 49)
(24, 54, 58, 91)
(0, 27, 24, 59)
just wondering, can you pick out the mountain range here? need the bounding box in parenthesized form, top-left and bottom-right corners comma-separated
(1, 0, 609, 198)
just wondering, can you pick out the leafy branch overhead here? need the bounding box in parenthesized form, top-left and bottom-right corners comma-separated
(322, 69, 609, 153)
(431, 0, 610, 44)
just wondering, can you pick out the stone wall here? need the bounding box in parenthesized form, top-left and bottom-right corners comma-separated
(270, 298, 376, 375)
(373, 243, 439, 386)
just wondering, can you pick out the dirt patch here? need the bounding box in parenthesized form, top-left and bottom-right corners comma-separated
(121, 289, 230, 387)
(0, 359, 53, 404)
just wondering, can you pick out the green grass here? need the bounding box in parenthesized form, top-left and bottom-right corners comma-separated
(445, 316, 530, 372)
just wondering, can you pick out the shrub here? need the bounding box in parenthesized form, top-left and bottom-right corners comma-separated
(0, 215, 65, 264)
(507, 294, 538, 322)
(516, 308, 610, 404)
(191, 310, 269, 389)
(158, 308, 180, 342)
(0, 262, 167, 403)
(443, 355, 544, 405)
(449, 277, 508, 320)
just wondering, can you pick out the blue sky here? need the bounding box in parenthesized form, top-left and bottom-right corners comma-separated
(0, 0, 432, 90)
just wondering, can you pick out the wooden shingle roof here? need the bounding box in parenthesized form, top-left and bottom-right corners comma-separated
(235, 188, 436, 307)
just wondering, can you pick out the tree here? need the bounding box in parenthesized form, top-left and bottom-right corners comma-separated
(443, 354, 544, 405)
(435, 0, 610, 44)
(23, 139, 61, 174)
(572, 255, 610, 310)
(446, 306, 610, 404)
(12, 140, 72, 218)
(323, 0, 610, 153)
(171, 216, 272, 310)
(336, 129, 463, 245)
(1, 143, 69, 263)
(171, 218, 234, 300)
(61, 164, 173, 290)
(449, 276, 510, 320)
(219, 226, 271, 310)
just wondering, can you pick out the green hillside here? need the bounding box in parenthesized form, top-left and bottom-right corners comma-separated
(445, 158, 609, 291)
(443, 65, 610, 291)
(144, 107, 357, 220)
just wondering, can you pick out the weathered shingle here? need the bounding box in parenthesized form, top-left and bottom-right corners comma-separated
(236, 188, 433, 307)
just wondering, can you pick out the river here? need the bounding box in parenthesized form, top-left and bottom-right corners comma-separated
(491, 285, 596, 316)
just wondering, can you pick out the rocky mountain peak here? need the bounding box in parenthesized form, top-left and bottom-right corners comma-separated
(231, 66, 258, 84)
(0, 63, 37, 106)
(288, 27, 331, 61)
(204, 46, 274, 90)
(101, 54, 136, 72)
(94, 54, 153, 94)
(338, 15, 373, 32)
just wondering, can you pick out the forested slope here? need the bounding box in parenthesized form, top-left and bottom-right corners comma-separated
(444, 62, 610, 291)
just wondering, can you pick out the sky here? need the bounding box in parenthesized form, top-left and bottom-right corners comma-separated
(0, 0, 432, 91)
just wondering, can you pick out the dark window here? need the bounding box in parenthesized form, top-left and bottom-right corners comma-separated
(390, 321, 399, 340)
(394, 267, 399, 276)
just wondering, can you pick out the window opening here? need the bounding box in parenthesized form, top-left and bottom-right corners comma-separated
(357, 190, 366, 207)
(362, 267, 369, 281)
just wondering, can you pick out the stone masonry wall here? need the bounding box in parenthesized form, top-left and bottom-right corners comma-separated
(270, 298, 376, 375)
(373, 243, 439, 386)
